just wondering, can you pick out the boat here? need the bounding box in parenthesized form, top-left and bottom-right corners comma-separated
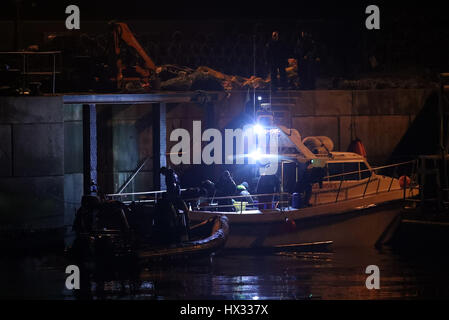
(186, 125, 419, 249)
(136, 215, 229, 262)
(103, 121, 419, 250)
(188, 191, 411, 249)
(68, 196, 229, 263)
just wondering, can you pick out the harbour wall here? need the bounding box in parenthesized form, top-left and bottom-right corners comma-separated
(0, 88, 434, 229)
(217, 89, 434, 165)
(0, 96, 65, 229)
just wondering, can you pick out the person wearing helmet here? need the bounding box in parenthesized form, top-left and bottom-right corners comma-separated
(236, 181, 254, 204)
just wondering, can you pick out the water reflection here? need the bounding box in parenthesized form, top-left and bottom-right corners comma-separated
(1, 247, 449, 299)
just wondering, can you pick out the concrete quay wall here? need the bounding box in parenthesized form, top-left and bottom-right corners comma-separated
(0, 88, 433, 228)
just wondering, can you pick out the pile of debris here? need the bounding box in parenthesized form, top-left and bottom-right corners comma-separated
(156, 65, 271, 92)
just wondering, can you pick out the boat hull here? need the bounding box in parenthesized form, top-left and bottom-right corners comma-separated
(223, 204, 400, 248)
(137, 215, 229, 261)
(69, 215, 229, 264)
(189, 191, 406, 249)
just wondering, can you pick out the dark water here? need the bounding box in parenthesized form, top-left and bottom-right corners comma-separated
(1, 246, 449, 300)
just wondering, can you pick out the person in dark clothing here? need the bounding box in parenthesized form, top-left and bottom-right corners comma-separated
(197, 180, 216, 211)
(256, 174, 280, 209)
(295, 161, 326, 207)
(266, 31, 288, 90)
(73, 195, 101, 235)
(181, 187, 203, 210)
(154, 193, 180, 243)
(201, 180, 215, 197)
(215, 170, 237, 211)
(160, 166, 181, 200)
(295, 31, 319, 90)
(216, 170, 237, 196)
(159, 166, 189, 241)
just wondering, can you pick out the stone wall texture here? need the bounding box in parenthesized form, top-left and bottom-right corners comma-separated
(0, 88, 435, 228)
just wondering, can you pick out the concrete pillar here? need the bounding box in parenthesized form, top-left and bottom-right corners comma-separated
(82, 104, 97, 195)
(153, 102, 166, 190)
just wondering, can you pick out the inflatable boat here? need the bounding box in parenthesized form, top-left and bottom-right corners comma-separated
(68, 197, 229, 263)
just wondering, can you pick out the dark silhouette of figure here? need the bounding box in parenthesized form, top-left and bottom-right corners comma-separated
(73, 195, 100, 235)
(295, 161, 326, 207)
(201, 179, 216, 198)
(154, 193, 180, 243)
(181, 187, 203, 210)
(295, 31, 319, 90)
(256, 174, 280, 209)
(159, 167, 189, 242)
(215, 170, 237, 211)
(197, 180, 216, 211)
(267, 31, 288, 90)
(160, 167, 181, 200)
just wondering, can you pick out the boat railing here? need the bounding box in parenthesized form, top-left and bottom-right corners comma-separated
(105, 189, 188, 203)
(316, 159, 419, 205)
(104, 160, 418, 211)
(183, 192, 291, 213)
(106, 189, 290, 212)
(184, 160, 418, 211)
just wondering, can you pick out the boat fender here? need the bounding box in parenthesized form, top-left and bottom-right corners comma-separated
(399, 175, 411, 188)
(291, 193, 301, 209)
(347, 138, 367, 158)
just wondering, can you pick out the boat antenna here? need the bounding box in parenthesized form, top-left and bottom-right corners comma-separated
(253, 25, 257, 122)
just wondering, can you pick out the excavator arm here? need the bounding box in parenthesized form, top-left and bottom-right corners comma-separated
(111, 22, 157, 90)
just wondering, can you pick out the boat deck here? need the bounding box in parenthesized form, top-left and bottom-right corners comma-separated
(190, 188, 419, 223)
(220, 209, 263, 215)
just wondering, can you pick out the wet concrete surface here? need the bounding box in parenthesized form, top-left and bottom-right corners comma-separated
(1, 246, 448, 300)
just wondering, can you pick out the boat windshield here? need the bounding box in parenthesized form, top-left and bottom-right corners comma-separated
(326, 161, 372, 181)
(278, 130, 302, 155)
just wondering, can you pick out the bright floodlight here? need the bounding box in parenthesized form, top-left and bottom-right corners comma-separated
(257, 96, 262, 101)
(249, 149, 262, 161)
(253, 124, 264, 134)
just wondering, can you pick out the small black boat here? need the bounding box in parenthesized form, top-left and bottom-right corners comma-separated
(136, 215, 229, 262)
(68, 196, 229, 264)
